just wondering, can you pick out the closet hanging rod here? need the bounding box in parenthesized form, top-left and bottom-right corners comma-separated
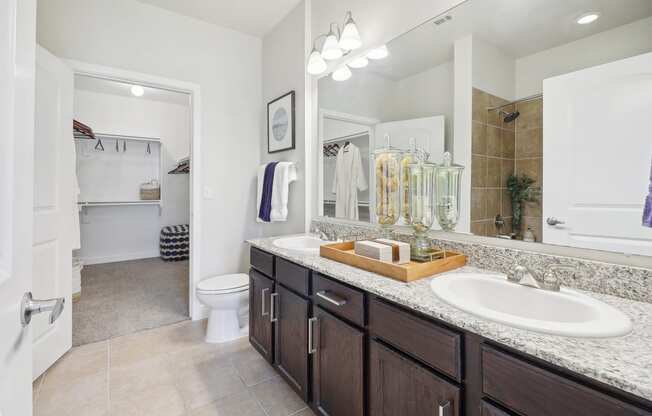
(323, 131, 369, 144)
(74, 132, 161, 143)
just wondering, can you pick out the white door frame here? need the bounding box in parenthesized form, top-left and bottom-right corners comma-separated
(317, 108, 378, 218)
(65, 60, 204, 320)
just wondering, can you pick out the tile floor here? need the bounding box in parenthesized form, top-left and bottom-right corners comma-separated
(33, 320, 315, 416)
(73, 258, 189, 346)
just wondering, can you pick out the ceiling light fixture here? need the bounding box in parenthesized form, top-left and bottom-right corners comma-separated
(130, 85, 144, 97)
(332, 65, 352, 82)
(576, 12, 600, 25)
(306, 11, 362, 76)
(348, 56, 369, 69)
(367, 45, 389, 60)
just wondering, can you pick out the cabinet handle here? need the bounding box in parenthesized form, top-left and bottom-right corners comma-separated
(316, 290, 347, 307)
(270, 293, 278, 323)
(308, 317, 318, 354)
(438, 401, 451, 416)
(261, 288, 270, 316)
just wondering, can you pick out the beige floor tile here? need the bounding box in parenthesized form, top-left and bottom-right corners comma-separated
(249, 376, 306, 416)
(41, 341, 108, 390)
(291, 408, 316, 416)
(109, 355, 176, 400)
(36, 372, 108, 416)
(230, 347, 277, 386)
(189, 391, 266, 416)
(109, 383, 185, 416)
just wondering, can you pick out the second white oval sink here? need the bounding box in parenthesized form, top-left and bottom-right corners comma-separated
(273, 235, 327, 254)
(430, 273, 632, 338)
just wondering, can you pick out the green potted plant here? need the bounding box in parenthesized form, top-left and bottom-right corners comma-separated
(507, 174, 541, 237)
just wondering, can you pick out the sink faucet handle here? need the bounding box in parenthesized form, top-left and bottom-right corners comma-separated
(541, 269, 562, 291)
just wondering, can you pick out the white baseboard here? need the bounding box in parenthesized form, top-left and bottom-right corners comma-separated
(81, 251, 160, 265)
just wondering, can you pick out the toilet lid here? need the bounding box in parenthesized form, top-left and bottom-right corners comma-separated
(197, 273, 249, 293)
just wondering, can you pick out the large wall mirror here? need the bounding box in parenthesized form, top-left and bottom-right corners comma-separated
(315, 0, 652, 257)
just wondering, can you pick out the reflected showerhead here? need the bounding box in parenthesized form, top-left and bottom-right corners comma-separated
(499, 110, 520, 123)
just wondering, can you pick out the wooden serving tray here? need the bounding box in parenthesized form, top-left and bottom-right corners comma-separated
(320, 241, 467, 282)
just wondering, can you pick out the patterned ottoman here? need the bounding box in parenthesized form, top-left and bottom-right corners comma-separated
(160, 224, 189, 261)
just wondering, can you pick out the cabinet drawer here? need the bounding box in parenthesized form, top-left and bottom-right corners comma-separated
(250, 247, 274, 278)
(480, 401, 513, 416)
(482, 346, 651, 416)
(276, 257, 310, 296)
(369, 297, 461, 381)
(312, 273, 365, 327)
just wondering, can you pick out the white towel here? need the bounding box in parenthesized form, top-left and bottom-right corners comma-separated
(256, 162, 297, 223)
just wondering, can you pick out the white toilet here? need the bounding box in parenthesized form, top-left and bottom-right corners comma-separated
(196, 273, 249, 343)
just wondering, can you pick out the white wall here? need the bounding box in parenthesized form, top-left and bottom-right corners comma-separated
(318, 72, 396, 121)
(515, 16, 652, 98)
(260, 1, 307, 237)
(472, 36, 515, 101)
(37, 0, 262, 306)
(73, 89, 190, 264)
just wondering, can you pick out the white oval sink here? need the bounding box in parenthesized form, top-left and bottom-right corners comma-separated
(273, 235, 328, 254)
(430, 273, 632, 338)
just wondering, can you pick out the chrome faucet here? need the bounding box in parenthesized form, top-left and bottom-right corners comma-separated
(315, 228, 335, 241)
(508, 263, 572, 292)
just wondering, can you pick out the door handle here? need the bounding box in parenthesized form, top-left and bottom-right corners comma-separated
(261, 288, 270, 316)
(438, 401, 451, 416)
(270, 293, 278, 323)
(21, 292, 65, 326)
(308, 317, 318, 354)
(546, 217, 566, 226)
(316, 290, 347, 307)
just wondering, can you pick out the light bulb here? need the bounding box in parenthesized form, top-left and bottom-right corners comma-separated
(306, 48, 327, 75)
(321, 27, 343, 60)
(339, 12, 362, 51)
(576, 12, 600, 25)
(332, 65, 352, 82)
(348, 56, 368, 69)
(130, 85, 144, 97)
(367, 45, 389, 60)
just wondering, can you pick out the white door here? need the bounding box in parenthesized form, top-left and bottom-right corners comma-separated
(32, 46, 74, 378)
(0, 0, 36, 414)
(543, 51, 652, 255)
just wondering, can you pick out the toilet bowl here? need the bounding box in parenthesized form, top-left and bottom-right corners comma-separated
(196, 273, 249, 343)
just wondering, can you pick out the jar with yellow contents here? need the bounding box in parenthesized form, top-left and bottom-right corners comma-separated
(373, 135, 403, 237)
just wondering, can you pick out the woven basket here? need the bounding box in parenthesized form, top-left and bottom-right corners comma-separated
(140, 186, 160, 200)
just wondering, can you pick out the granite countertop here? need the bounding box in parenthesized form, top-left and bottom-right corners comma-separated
(247, 234, 652, 402)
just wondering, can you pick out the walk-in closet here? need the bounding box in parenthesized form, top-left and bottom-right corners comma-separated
(72, 75, 192, 346)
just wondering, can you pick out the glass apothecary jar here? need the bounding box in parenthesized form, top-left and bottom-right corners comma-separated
(407, 160, 438, 260)
(400, 138, 418, 225)
(434, 152, 464, 231)
(373, 136, 403, 237)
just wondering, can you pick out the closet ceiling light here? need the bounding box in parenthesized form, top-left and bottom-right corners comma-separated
(130, 85, 145, 97)
(576, 12, 600, 25)
(367, 45, 389, 60)
(339, 12, 362, 51)
(348, 56, 369, 69)
(307, 48, 328, 75)
(322, 26, 343, 60)
(332, 65, 352, 82)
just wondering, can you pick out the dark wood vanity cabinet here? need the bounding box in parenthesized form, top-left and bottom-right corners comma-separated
(311, 306, 365, 416)
(248, 248, 652, 416)
(369, 340, 460, 416)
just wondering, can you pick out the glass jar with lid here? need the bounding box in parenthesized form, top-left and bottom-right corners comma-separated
(373, 135, 403, 236)
(407, 159, 438, 260)
(434, 152, 465, 231)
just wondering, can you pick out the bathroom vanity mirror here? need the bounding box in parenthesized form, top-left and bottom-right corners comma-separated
(315, 0, 652, 256)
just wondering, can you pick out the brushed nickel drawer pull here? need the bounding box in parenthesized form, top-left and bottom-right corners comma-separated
(316, 290, 347, 307)
(270, 293, 278, 323)
(261, 288, 269, 316)
(308, 317, 318, 354)
(438, 401, 451, 416)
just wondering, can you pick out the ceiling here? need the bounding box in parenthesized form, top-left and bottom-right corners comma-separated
(135, 0, 302, 37)
(74, 75, 190, 106)
(363, 0, 652, 80)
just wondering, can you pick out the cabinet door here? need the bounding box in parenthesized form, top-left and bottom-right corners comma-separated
(312, 306, 364, 416)
(369, 339, 460, 416)
(274, 285, 310, 401)
(249, 269, 274, 362)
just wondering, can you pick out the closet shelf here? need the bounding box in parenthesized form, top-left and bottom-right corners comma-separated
(74, 132, 161, 143)
(78, 201, 161, 207)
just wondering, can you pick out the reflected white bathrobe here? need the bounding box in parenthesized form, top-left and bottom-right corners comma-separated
(332, 144, 368, 220)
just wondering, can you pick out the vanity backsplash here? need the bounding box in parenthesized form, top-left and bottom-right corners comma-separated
(311, 218, 652, 304)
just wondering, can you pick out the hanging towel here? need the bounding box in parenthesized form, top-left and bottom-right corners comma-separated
(644, 159, 652, 227)
(270, 162, 298, 222)
(257, 162, 279, 222)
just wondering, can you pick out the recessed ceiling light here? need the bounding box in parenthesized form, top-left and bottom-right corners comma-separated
(130, 85, 145, 97)
(576, 12, 600, 25)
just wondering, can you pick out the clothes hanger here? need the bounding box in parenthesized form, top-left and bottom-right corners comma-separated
(94, 138, 104, 151)
(123, 140, 127, 152)
(147, 142, 151, 154)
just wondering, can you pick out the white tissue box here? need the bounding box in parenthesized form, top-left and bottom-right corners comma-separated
(354, 241, 393, 263)
(375, 239, 411, 265)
